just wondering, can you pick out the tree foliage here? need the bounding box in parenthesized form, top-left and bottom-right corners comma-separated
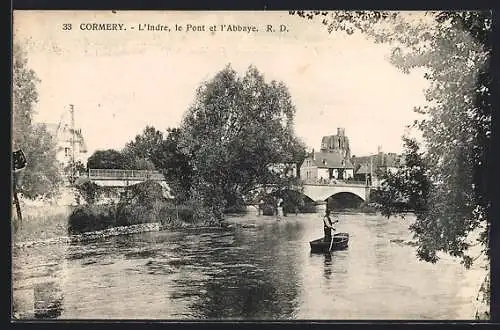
(177, 65, 306, 219)
(374, 137, 431, 217)
(12, 43, 63, 199)
(290, 11, 491, 267)
(151, 128, 194, 202)
(122, 126, 164, 170)
(86, 149, 130, 169)
(75, 180, 102, 205)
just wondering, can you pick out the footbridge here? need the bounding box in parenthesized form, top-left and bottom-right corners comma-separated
(87, 169, 166, 187)
(82, 169, 172, 198)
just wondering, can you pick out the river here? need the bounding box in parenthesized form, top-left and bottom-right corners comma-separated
(12, 211, 486, 320)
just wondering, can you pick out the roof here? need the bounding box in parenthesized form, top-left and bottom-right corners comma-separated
(381, 153, 404, 167)
(351, 153, 405, 169)
(355, 163, 371, 174)
(306, 151, 354, 169)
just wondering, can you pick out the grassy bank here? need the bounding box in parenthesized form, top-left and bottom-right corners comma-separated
(12, 203, 71, 243)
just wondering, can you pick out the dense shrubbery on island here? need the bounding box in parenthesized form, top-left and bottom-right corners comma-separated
(69, 180, 223, 234)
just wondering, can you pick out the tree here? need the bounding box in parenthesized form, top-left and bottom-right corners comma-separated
(63, 160, 87, 184)
(151, 128, 194, 202)
(12, 43, 62, 200)
(86, 149, 129, 169)
(122, 126, 163, 170)
(289, 11, 491, 267)
(372, 137, 432, 223)
(178, 65, 306, 219)
(75, 180, 101, 205)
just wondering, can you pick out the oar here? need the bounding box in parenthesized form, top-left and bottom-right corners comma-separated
(328, 220, 339, 252)
(329, 236, 334, 251)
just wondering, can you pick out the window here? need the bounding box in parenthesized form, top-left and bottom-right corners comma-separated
(64, 147, 70, 157)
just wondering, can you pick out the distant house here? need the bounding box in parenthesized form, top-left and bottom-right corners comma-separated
(352, 163, 371, 182)
(378, 152, 404, 174)
(301, 150, 354, 183)
(351, 148, 405, 185)
(37, 122, 88, 172)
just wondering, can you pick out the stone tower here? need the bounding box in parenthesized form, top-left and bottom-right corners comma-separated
(320, 127, 351, 159)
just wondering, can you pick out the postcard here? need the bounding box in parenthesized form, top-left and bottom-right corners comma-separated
(12, 10, 491, 320)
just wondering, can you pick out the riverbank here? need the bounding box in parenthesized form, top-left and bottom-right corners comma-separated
(13, 223, 162, 249)
(12, 203, 72, 244)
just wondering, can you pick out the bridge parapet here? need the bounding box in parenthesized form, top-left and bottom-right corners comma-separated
(302, 179, 368, 187)
(303, 182, 368, 188)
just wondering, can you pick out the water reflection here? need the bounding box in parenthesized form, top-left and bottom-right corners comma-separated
(322, 253, 333, 280)
(12, 237, 68, 319)
(34, 282, 63, 319)
(168, 222, 303, 319)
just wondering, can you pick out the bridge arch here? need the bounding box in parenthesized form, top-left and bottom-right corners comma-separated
(325, 192, 365, 209)
(302, 184, 368, 203)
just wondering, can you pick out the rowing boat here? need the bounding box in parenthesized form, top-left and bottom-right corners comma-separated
(309, 233, 349, 253)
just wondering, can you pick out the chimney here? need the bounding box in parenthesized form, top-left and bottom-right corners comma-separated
(377, 145, 382, 154)
(337, 127, 345, 137)
(312, 148, 315, 160)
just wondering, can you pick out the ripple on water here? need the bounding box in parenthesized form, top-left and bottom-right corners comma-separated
(13, 212, 483, 320)
(123, 248, 161, 259)
(141, 260, 178, 275)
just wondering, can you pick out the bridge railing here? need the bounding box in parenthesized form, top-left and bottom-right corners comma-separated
(88, 169, 165, 180)
(302, 179, 369, 186)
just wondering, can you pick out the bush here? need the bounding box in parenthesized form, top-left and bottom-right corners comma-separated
(159, 205, 195, 225)
(68, 180, 226, 233)
(358, 203, 378, 214)
(224, 204, 248, 214)
(68, 200, 211, 233)
(68, 204, 117, 234)
(69, 201, 168, 234)
(75, 180, 101, 205)
(261, 204, 276, 216)
(298, 203, 317, 213)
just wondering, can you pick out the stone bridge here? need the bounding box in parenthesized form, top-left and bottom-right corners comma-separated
(249, 181, 371, 204)
(302, 182, 371, 203)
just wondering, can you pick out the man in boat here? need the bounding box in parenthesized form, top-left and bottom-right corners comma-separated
(323, 208, 338, 242)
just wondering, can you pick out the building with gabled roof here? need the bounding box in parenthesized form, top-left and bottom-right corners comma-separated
(37, 121, 88, 172)
(301, 150, 355, 183)
(300, 127, 356, 184)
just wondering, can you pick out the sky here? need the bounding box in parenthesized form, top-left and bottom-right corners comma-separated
(13, 11, 430, 160)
